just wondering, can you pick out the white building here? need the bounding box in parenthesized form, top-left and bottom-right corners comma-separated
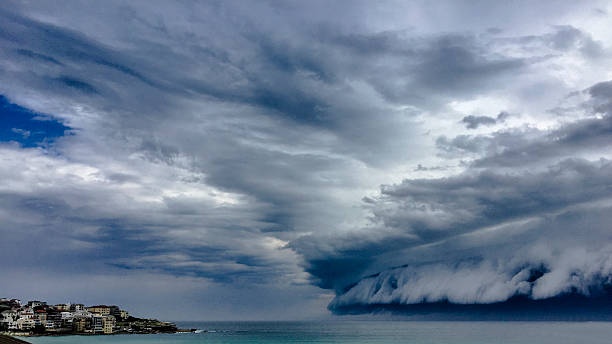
(0, 311, 18, 330)
(70, 304, 85, 312)
(17, 318, 35, 331)
(7, 321, 19, 331)
(72, 310, 93, 318)
(28, 301, 46, 308)
(1, 310, 18, 321)
(60, 312, 74, 320)
(19, 310, 34, 320)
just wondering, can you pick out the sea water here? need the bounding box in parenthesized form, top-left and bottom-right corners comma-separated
(25, 321, 612, 344)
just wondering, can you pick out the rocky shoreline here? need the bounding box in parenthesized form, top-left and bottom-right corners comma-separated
(1, 298, 195, 336)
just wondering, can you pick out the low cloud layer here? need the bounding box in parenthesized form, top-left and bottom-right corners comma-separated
(1, 0, 612, 318)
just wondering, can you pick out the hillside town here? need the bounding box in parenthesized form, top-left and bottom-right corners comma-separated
(0, 298, 183, 336)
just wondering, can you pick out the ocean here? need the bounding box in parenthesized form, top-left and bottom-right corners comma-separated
(23, 321, 612, 344)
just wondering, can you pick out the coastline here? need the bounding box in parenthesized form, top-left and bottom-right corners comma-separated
(1, 328, 197, 337)
(1, 299, 195, 337)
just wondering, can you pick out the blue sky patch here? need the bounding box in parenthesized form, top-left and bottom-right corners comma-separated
(0, 94, 72, 147)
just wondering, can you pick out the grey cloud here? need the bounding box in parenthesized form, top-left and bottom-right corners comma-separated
(411, 36, 525, 96)
(414, 164, 448, 172)
(16, 49, 64, 65)
(436, 134, 493, 156)
(335, 33, 528, 107)
(589, 80, 612, 102)
(106, 173, 139, 184)
(436, 82, 612, 167)
(377, 158, 612, 237)
(54, 76, 98, 94)
(0, 185, 283, 284)
(507, 25, 607, 60)
(462, 115, 496, 129)
(547, 25, 605, 58)
(461, 111, 510, 129)
(475, 114, 612, 168)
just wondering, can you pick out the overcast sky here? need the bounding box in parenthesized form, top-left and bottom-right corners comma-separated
(2, 0, 612, 321)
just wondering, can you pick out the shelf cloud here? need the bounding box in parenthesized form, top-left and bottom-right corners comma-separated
(295, 80, 612, 317)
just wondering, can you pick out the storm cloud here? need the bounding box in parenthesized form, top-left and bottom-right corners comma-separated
(1, 0, 612, 319)
(296, 72, 612, 316)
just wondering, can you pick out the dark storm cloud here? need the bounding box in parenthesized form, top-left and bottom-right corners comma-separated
(329, 202, 612, 314)
(1, 0, 611, 318)
(295, 157, 612, 290)
(294, 78, 612, 314)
